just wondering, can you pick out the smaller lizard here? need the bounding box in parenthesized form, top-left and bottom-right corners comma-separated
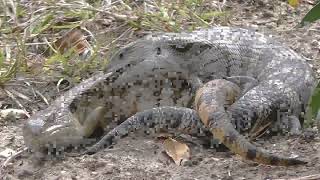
(82, 79, 306, 166)
(23, 27, 315, 166)
(195, 80, 306, 166)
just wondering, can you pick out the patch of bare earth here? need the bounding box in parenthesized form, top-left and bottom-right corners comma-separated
(1, 0, 320, 179)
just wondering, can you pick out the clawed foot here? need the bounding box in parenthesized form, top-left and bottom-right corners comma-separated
(65, 150, 90, 157)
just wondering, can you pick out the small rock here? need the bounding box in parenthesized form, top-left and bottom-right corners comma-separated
(277, 171, 287, 177)
(211, 174, 218, 178)
(0, 148, 16, 158)
(154, 169, 166, 177)
(195, 156, 203, 162)
(222, 176, 233, 180)
(263, 176, 273, 180)
(91, 171, 98, 175)
(302, 128, 318, 143)
(266, 22, 277, 29)
(182, 160, 193, 167)
(16, 168, 34, 178)
(311, 40, 319, 47)
(262, 10, 274, 18)
(103, 169, 113, 175)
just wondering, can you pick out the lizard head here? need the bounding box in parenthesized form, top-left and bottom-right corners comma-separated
(23, 72, 112, 154)
(105, 33, 213, 75)
(23, 108, 85, 154)
(22, 113, 46, 152)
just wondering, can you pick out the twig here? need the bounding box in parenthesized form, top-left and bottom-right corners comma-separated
(275, 174, 320, 180)
(1, 147, 28, 168)
(9, 89, 32, 102)
(103, 27, 133, 49)
(56, 78, 66, 93)
(47, 3, 137, 22)
(0, 42, 52, 47)
(81, 26, 96, 44)
(3, 89, 26, 111)
(119, 0, 132, 11)
(189, 10, 210, 26)
(43, 37, 58, 54)
(34, 89, 49, 105)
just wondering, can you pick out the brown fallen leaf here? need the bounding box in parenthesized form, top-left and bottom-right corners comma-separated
(163, 137, 191, 165)
(53, 28, 92, 59)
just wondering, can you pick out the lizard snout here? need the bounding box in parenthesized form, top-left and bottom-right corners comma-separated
(22, 117, 47, 152)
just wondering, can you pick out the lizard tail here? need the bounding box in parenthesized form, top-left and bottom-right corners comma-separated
(84, 106, 208, 154)
(195, 79, 306, 166)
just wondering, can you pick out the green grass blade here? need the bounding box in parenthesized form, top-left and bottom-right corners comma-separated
(31, 12, 54, 36)
(305, 82, 320, 127)
(0, 50, 4, 68)
(300, 2, 320, 26)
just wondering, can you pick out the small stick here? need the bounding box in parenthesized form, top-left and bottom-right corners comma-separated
(275, 174, 320, 180)
(1, 147, 28, 168)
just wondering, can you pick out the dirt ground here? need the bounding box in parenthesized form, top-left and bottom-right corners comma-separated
(1, 0, 320, 180)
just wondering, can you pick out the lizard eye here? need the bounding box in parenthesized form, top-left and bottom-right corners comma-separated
(156, 47, 161, 55)
(119, 53, 123, 59)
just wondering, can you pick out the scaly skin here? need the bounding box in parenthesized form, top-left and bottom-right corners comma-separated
(23, 27, 317, 166)
(82, 79, 238, 155)
(194, 80, 306, 166)
(23, 62, 195, 153)
(85, 79, 307, 166)
(82, 106, 208, 155)
(98, 27, 316, 165)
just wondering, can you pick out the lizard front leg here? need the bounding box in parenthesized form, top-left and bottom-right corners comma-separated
(23, 106, 107, 154)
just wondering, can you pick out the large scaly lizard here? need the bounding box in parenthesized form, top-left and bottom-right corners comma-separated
(83, 79, 307, 166)
(23, 27, 317, 166)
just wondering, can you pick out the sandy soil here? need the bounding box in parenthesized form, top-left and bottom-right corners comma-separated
(1, 1, 320, 179)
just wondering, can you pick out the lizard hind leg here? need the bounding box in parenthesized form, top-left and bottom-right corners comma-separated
(287, 116, 302, 136)
(271, 115, 302, 136)
(195, 79, 307, 166)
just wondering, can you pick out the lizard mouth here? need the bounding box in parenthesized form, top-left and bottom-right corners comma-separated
(22, 70, 122, 154)
(23, 118, 86, 153)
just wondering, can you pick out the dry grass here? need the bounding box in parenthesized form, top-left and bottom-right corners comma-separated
(0, 0, 318, 125)
(0, 0, 229, 84)
(0, 0, 230, 118)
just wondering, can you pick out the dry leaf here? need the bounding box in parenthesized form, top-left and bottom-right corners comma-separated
(288, 0, 300, 7)
(0, 108, 29, 120)
(26, 54, 46, 73)
(2, 0, 16, 21)
(163, 137, 190, 165)
(54, 28, 92, 59)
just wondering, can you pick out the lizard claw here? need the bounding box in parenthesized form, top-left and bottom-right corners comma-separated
(65, 151, 87, 157)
